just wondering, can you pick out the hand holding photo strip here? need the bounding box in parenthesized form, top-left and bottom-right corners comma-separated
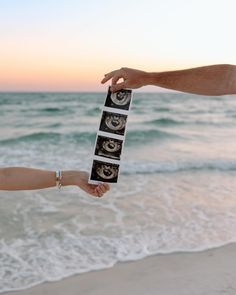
(89, 87, 133, 184)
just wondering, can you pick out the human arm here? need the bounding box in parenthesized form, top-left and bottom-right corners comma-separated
(0, 167, 109, 197)
(101, 64, 236, 96)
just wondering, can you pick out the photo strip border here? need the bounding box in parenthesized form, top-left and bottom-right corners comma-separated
(89, 87, 133, 184)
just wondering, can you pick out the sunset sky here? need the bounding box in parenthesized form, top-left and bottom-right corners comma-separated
(0, 0, 235, 92)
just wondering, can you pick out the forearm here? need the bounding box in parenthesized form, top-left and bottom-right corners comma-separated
(0, 167, 79, 191)
(144, 64, 236, 95)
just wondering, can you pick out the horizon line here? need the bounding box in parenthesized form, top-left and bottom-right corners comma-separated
(0, 90, 177, 94)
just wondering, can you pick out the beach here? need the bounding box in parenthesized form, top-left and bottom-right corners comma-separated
(5, 243, 236, 295)
(1, 0, 236, 293)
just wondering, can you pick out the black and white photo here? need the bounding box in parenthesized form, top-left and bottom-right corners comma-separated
(99, 111, 127, 136)
(90, 160, 119, 183)
(95, 135, 123, 160)
(89, 87, 132, 184)
(105, 87, 132, 110)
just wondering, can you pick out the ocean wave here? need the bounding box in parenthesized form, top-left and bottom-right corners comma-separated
(0, 129, 181, 145)
(145, 117, 235, 127)
(0, 132, 96, 145)
(153, 107, 171, 112)
(145, 118, 183, 125)
(0, 132, 62, 144)
(122, 159, 236, 174)
(126, 129, 181, 142)
(86, 107, 101, 116)
(23, 106, 74, 115)
(40, 107, 64, 112)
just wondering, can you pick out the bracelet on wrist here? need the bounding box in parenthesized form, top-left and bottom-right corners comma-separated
(55, 170, 62, 189)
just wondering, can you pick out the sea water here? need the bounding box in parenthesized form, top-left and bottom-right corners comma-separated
(0, 92, 236, 293)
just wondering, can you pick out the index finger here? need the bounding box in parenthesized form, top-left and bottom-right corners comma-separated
(101, 183, 110, 192)
(101, 70, 118, 84)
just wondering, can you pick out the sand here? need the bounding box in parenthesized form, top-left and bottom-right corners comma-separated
(4, 243, 236, 295)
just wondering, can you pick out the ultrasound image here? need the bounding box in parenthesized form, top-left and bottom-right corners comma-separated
(105, 87, 132, 110)
(90, 160, 119, 183)
(99, 111, 127, 136)
(95, 135, 123, 160)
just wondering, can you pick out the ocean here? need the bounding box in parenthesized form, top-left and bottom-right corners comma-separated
(1, 92, 236, 293)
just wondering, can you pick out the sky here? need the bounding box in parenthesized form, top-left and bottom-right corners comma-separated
(0, 0, 235, 92)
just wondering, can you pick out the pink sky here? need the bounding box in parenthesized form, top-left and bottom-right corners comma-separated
(0, 1, 235, 92)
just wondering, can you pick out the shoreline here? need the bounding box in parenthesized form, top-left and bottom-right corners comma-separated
(4, 242, 236, 295)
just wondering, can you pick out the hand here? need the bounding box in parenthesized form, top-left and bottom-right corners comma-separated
(77, 171, 110, 198)
(101, 67, 148, 92)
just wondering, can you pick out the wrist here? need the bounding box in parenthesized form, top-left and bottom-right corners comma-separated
(60, 170, 81, 187)
(137, 71, 149, 87)
(143, 72, 158, 86)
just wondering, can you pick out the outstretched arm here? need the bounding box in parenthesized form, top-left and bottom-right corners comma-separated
(0, 167, 109, 197)
(101, 64, 236, 96)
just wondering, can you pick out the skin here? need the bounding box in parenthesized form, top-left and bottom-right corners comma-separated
(0, 168, 110, 198)
(101, 64, 236, 95)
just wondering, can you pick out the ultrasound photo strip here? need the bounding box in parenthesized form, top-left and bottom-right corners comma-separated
(89, 87, 132, 184)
